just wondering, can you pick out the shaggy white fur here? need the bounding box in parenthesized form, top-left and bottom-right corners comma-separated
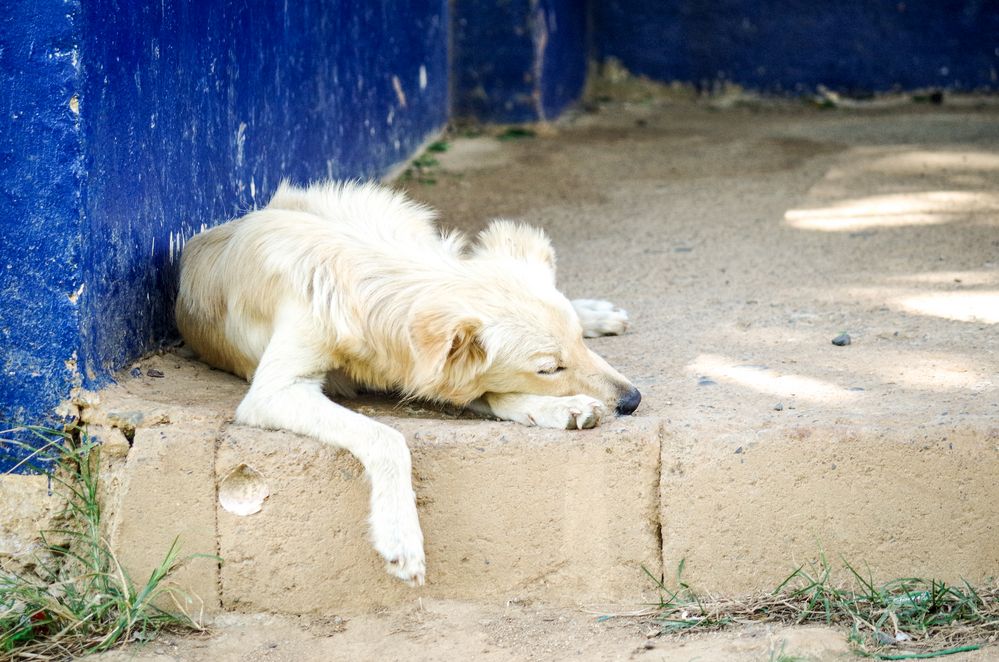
(176, 180, 639, 585)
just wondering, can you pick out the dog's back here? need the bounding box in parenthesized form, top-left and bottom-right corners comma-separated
(176, 181, 453, 381)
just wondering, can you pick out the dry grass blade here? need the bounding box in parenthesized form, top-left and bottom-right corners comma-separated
(641, 560, 999, 658)
(1, 425, 212, 660)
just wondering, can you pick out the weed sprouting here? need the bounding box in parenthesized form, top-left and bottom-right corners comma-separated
(1, 425, 209, 659)
(643, 556, 998, 659)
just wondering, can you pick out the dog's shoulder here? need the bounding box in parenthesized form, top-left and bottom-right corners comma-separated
(266, 180, 438, 239)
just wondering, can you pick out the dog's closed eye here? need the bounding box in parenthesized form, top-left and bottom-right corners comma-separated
(537, 366, 566, 375)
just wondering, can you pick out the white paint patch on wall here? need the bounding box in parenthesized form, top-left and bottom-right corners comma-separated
(235, 122, 248, 167)
(392, 75, 407, 107)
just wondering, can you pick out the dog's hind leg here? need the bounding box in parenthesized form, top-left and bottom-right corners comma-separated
(234, 311, 425, 585)
(571, 299, 629, 338)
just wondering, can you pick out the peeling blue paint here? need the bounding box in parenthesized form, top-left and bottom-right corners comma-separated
(453, 0, 586, 122)
(593, 1, 999, 93)
(77, 0, 449, 383)
(0, 0, 85, 458)
(1, 0, 448, 471)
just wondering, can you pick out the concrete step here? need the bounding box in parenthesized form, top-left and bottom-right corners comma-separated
(83, 355, 662, 614)
(76, 353, 997, 616)
(661, 425, 998, 593)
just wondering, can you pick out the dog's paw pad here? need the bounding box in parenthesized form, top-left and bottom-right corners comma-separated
(572, 299, 629, 338)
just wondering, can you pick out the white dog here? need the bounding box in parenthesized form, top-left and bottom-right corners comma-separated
(176, 181, 640, 585)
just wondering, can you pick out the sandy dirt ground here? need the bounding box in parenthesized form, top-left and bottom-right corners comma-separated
(86, 597, 999, 662)
(90, 599, 854, 662)
(85, 96, 998, 660)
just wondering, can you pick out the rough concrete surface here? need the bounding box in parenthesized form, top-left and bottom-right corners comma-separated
(216, 417, 661, 612)
(60, 99, 999, 659)
(103, 422, 222, 612)
(0, 475, 58, 573)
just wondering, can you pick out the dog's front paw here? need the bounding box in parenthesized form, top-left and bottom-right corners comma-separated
(529, 395, 606, 430)
(372, 516, 426, 586)
(572, 299, 629, 338)
(371, 494, 426, 586)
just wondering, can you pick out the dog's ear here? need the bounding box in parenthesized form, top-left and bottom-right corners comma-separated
(409, 310, 488, 393)
(473, 219, 556, 283)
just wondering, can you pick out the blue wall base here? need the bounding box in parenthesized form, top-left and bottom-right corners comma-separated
(453, 0, 587, 122)
(593, 1, 999, 94)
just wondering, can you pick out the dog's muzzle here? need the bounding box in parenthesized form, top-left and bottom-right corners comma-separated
(615, 387, 642, 416)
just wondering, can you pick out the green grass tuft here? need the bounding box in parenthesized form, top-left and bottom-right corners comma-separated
(497, 126, 536, 141)
(1, 425, 210, 659)
(643, 556, 998, 659)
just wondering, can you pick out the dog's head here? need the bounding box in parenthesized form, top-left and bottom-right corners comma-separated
(407, 221, 641, 416)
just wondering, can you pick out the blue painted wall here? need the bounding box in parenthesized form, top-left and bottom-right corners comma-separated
(0, 0, 86, 449)
(453, 0, 587, 122)
(1, 0, 448, 471)
(593, 1, 999, 93)
(77, 0, 449, 381)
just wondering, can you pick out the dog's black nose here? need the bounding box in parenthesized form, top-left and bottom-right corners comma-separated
(615, 387, 642, 416)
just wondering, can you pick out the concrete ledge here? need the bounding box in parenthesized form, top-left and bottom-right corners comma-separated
(78, 356, 663, 613)
(217, 417, 663, 613)
(101, 422, 221, 613)
(0, 475, 59, 574)
(661, 425, 999, 593)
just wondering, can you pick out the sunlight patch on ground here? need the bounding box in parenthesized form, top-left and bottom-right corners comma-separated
(895, 291, 999, 324)
(860, 150, 999, 175)
(688, 354, 859, 403)
(885, 270, 999, 287)
(784, 191, 999, 231)
(866, 352, 994, 391)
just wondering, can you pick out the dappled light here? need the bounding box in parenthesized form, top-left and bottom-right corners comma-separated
(688, 354, 860, 403)
(855, 349, 994, 391)
(885, 270, 999, 287)
(859, 149, 999, 175)
(784, 191, 999, 232)
(895, 291, 999, 324)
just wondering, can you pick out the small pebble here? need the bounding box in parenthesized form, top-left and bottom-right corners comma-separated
(643, 640, 656, 650)
(832, 332, 851, 346)
(774, 403, 784, 411)
(873, 631, 896, 646)
(147, 368, 165, 378)
(697, 377, 717, 386)
(130, 367, 142, 378)
(734, 446, 743, 454)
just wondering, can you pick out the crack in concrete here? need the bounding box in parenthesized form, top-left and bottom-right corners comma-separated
(652, 419, 666, 585)
(213, 422, 229, 611)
